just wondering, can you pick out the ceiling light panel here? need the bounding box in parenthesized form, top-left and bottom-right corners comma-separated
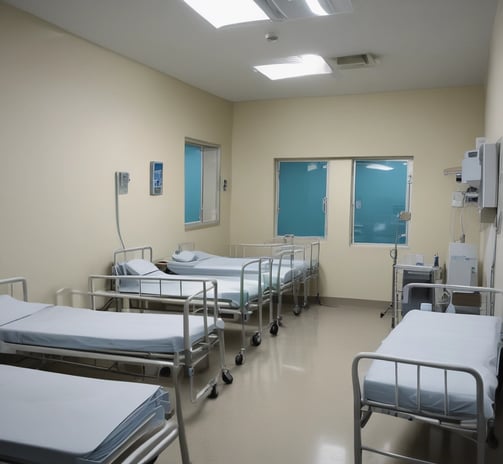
(183, 0, 268, 28)
(183, 0, 353, 28)
(255, 0, 353, 20)
(254, 54, 332, 80)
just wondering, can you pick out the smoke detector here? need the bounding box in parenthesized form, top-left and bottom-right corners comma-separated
(330, 53, 377, 70)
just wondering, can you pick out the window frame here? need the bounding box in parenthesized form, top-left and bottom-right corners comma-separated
(184, 139, 221, 230)
(351, 158, 413, 246)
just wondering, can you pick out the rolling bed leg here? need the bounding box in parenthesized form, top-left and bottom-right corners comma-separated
(172, 366, 191, 464)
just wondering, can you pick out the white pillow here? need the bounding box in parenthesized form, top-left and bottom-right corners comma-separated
(171, 250, 196, 262)
(125, 259, 159, 276)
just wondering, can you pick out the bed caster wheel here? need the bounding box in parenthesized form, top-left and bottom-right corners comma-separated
(235, 353, 244, 365)
(270, 322, 279, 336)
(251, 332, 262, 346)
(208, 384, 218, 399)
(487, 429, 499, 448)
(222, 369, 233, 385)
(159, 367, 171, 377)
(293, 305, 301, 316)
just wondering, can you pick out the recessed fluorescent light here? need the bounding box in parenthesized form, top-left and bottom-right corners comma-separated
(183, 0, 269, 28)
(254, 54, 332, 80)
(306, 0, 330, 16)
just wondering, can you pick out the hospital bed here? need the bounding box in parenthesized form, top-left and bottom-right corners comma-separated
(105, 246, 275, 365)
(0, 364, 177, 464)
(0, 276, 233, 464)
(352, 283, 503, 464)
(231, 238, 321, 315)
(231, 236, 321, 307)
(168, 239, 319, 319)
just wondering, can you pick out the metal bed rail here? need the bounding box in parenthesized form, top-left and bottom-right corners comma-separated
(401, 283, 503, 323)
(0, 276, 235, 464)
(0, 275, 28, 301)
(113, 245, 153, 265)
(232, 239, 321, 311)
(100, 255, 276, 365)
(230, 243, 307, 316)
(272, 246, 305, 317)
(86, 276, 223, 366)
(229, 242, 292, 258)
(352, 352, 491, 464)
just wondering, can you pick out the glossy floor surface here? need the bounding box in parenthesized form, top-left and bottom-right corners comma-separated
(157, 301, 503, 464)
(5, 301, 501, 464)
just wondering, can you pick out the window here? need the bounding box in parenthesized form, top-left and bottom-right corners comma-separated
(184, 141, 220, 227)
(352, 159, 412, 245)
(276, 160, 328, 237)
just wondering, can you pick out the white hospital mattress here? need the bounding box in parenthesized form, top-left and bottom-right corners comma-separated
(0, 364, 172, 464)
(364, 310, 502, 419)
(167, 252, 307, 285)
(0, 295, 221, 353)
(118, 261, 263, 307)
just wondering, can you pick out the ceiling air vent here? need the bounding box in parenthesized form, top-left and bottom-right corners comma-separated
(332, 53, 376, 69)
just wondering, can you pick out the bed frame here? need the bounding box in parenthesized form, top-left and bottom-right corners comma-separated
(352, 283, 503, 464)
(178, 237, 320, 318)
(0, 276, 234, 464)
(0, 364, 178, 464)
(230, 238, 321, 316)
(110, 245, 275, 365)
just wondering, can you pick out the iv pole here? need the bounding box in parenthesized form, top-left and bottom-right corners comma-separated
(380, 211, 411, 327)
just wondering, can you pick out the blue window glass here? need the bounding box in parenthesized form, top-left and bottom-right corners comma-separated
(184, 143, 202, 224)
(277, 161, 327, 237)
(184, 141, 220, 227)
(353, 160, 411, 244)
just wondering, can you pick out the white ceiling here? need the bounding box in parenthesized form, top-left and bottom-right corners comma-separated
(4, 0, 499, 102)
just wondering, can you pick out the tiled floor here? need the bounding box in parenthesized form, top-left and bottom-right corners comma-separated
(155, 301, 503, 464)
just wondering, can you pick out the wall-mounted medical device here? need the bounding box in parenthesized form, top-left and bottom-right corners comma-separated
(115, 171, 130, 195)
(461, 143, 498, 209)
(150, 161, 163, 196)
(461, 149, 480, 186)
(447, 242, 478, 286)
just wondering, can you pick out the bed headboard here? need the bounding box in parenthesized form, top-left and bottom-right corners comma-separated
(113, 246, 153, 265)
(0, 277, 28, 301)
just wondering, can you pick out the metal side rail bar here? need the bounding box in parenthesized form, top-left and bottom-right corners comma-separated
(352, 352, 491, 464)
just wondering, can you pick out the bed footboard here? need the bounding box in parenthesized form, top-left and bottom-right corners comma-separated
(352, 352, 492, 464)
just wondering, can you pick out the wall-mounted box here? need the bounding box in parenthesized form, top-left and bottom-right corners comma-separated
(478, 142, 498, 209)
(447, 242, 478, 286)
(461, 149, 480, 187)
(461, 143, 499, 210)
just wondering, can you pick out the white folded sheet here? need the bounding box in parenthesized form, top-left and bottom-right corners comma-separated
(0, 365, 172, 464)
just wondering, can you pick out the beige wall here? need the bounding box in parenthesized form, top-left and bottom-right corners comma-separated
(231, 89, 485, 301)
(1, 1, 492, 305)
(0, 2, 233, 302)
(484, 0, 503, 316)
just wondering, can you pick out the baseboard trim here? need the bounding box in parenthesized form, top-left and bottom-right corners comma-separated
(281, 294, 388, 308)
